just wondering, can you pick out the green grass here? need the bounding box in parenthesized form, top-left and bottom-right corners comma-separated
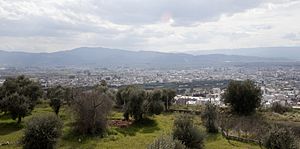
(205, 134, 262, 149)
(0, 104, 262, 149)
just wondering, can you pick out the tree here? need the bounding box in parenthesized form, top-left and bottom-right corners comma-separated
(23, 114, 63, 149)
(201, 102, 219, 133)
(264, 126, 298, 149)
(0, 86, 8, 113)
(0, 75, 43, 123)
(162, 89, 176, 111)
(116, 86, 134, 107)
(223, 80, 262, 115)
(173, 114, 205, 149)
(123, 86, 146, 121)
(144, 90, 165, 116)
(72, 90, 113, 135)
(47, 86, 64, 115)
(5, 93, 30, 123)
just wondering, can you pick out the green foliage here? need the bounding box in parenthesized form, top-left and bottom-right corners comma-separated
(72, 90, 113, 135)
(223, 80, 262, 115)
(48, 86, 65, 115)
(5, 93, 30, 123)
(0, 75, 43, 123)
(201, 102, 219, 133)
(161, 89, 177, 111)
(120, 86, 168, 121)
(123, 86, 146, 121)
(144, 90, 165, 116)
(271, 102, 292, 114)
(173, 114, 205, 149)
(264, 126, 298, 149)
(50, 98, 63, 115)
(148, 135, 186, 149)
(116, 85, 136, 107)
(23, 113, 63, 149)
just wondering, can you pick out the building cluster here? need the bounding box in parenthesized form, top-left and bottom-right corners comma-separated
(0, 64, 300, 107)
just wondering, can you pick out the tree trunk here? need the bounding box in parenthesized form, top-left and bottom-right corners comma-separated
(17, 116, 21, 124)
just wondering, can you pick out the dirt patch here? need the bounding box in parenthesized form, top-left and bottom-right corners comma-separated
(109, 119, 133, 128)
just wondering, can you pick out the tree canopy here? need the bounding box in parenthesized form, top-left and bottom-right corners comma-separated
(223, 80, 262, 115)
(0, 75, 43, 123)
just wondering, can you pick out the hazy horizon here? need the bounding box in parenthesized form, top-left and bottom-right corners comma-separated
(1, 0, 300, 53)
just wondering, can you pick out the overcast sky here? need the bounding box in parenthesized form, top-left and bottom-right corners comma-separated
(0, 0, 300, 53)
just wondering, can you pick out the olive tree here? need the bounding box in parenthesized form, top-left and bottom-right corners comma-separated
(264, 126, 298, 149)
(173, 114, 205, 149)
(47, 86, 65, 115)
(223, 80, 262, 115)
(201, 102, 219, 133)
(72, 90, 113, 135)
(0, 75, 43, 123)
(162, 89, 176, 111)
(123, 86, 146, 121)
(144, 89, 165, 116)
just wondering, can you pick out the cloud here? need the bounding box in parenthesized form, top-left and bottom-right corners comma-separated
(0, 0, 300, 52)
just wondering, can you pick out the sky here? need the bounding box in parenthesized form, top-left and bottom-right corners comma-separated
(0, 0, 300, 53)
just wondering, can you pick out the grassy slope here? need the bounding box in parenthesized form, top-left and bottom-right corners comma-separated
(0, 104, 262, 149)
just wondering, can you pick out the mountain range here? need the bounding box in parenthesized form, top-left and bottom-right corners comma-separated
(0, 47, 297, 68)
(189, 47, 300, 59)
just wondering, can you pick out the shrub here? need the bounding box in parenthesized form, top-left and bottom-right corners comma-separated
(223, 80, 262, 115)
(264, 126, 298, 149)
(173, 114, 205, 149)
(271, 102, 292, 114)
(72, 90, 112, 135)
(148, 135, 186, 149)
(23, 114, 63, 149)
(201, 102, 219, 133)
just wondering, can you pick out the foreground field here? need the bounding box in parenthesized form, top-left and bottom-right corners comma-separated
(0, 104, 262, 149)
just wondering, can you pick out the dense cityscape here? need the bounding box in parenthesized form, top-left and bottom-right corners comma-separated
(1, 63, 300, 108)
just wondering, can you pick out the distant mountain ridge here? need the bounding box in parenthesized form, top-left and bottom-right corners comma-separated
(189, 47, 300, 60)
(0, 47, 294, 68)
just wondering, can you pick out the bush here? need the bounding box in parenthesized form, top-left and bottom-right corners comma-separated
(173, 114, 205, 149)
(223, 80, 262, 115)
(264, 126, 298, 149)
(271, 102, 292, 114)
(72, 90, 112, 135)
(148, 135, 186, 149)
(23, 114, 63, 149)
(201, 102, 219, 133)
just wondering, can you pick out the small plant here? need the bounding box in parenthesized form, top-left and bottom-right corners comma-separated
(23, 114, 63, 149)
(201, 102, 219, 133)
(173, 114, 205, 149)
(271, 102, 292, 114)
(264, 126, 298, 149)
(148, 135, 186, 149)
